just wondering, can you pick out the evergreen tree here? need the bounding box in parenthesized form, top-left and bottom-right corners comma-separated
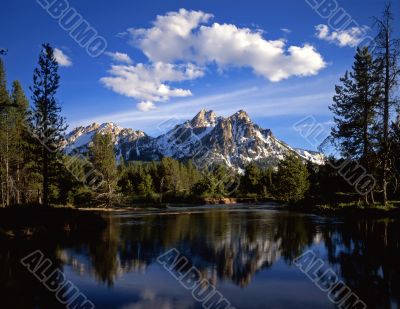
(159, 157, 182, 195)
(193, 165, 237, 198)
(187, 160, 202, 188)
(273, 155, 309, 204)
(9, 81, 30, 205)
(90, 132, 118, 207)
(118, 165, 135, 197)
(29, 43, 67, 206)
(0, 62, 33, 206)
(330, 47, 381, 204)
(137, 174, 154, 198)
(373, 3, 400, 205)
(257, 168, 273, 198)
(0, 58, 11, 207)
(241, 163, 262, 195)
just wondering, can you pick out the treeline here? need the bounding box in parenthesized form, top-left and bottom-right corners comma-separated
(0, 60, 32, 206)
(0, 44, 67, 207)
(67, 149, 311, 207)
(0, 4, 399, 209)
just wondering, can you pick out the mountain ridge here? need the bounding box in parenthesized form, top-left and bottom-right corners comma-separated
(63, 109, 325, 171)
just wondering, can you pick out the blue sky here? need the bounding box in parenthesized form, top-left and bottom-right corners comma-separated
(1, 0, 399, 150)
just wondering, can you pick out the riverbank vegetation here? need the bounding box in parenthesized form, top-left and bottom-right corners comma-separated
(0, 4, 399, 212)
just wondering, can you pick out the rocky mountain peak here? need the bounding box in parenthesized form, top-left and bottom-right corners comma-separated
(230, 109, 251, 123)
(84, 122, 100, 131)
(98, 122, 123, 134)
(63, 121, 147, 155)
(63, 109, 325, 168)
(190, 109, 217, 128)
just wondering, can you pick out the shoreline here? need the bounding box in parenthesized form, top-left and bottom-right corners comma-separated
(77, 201, 400, 217)
(0, 203, 398, 240)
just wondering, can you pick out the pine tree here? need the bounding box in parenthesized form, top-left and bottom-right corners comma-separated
(9, 81, 30, 205)
(159, 157, 182, 195)
(90, 132, 118, 207)
(373, 3, 400, 205)
(137, 174, 154, 198)
(0, 58, 11, 207)
(0, 60, 23, 206)
(0, 61, 33, 206)
(29, 43, 67, 206)
(241, 163, 262, 195)
(260, 167, 273, 198)
(273, 155, 309, 204)
(330, 47, 381, 204)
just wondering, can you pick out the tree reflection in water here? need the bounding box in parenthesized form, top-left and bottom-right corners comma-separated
(1, 207, 399, 308)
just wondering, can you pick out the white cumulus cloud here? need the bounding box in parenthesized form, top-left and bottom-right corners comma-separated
(54, 48, 72, 67)
(315, 24, 368, 47)
(137, 101, 156, 112)
(105, 51, 133, 64)
(102, 9, 326, 111)
(130, 9, 326, 81)
(100, 62, 204, 103)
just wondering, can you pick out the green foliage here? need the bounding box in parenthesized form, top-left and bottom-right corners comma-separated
(29, 43, 67, 206)
(117, 158, 204, 203)
(0, 60, 36, 206)
(273, 155, 310, 204)
(137, 174, 154, 197)
(90, 132, 118, 207)
(241, 163, 262, 193)
(68, 187, 95, 208)
(330, 47, 381, 160)
(240, 163, 273, 197)
(0, 58, 10, 207)
(159, 157, 183, 194)
(306, 158, 355, 205)
(330, 47, 385, 206)
(192, 165, 238, 198)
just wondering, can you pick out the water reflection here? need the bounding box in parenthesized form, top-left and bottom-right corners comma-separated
(1, 206, 399, 308)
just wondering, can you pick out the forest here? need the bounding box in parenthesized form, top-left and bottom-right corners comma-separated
(0, 5, 399, 210)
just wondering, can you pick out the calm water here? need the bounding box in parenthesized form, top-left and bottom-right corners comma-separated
(1, 205, 400, 309)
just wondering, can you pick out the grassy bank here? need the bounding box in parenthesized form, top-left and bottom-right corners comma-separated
(287, 200, 400, 217)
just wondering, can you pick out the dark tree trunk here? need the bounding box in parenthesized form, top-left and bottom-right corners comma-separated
(381, 26, 390, 207)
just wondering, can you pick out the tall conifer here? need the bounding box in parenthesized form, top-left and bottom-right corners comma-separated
(30, 43, 67, 206)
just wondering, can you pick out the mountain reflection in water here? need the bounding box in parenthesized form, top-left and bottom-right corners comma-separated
(1, 205, 399, 309)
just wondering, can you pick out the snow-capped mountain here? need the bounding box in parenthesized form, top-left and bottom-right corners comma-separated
(63, 109, 325, 170)
(62, 122, 147, 161)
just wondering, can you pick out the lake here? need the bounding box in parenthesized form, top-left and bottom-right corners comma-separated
(1, 205, 399, 308)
